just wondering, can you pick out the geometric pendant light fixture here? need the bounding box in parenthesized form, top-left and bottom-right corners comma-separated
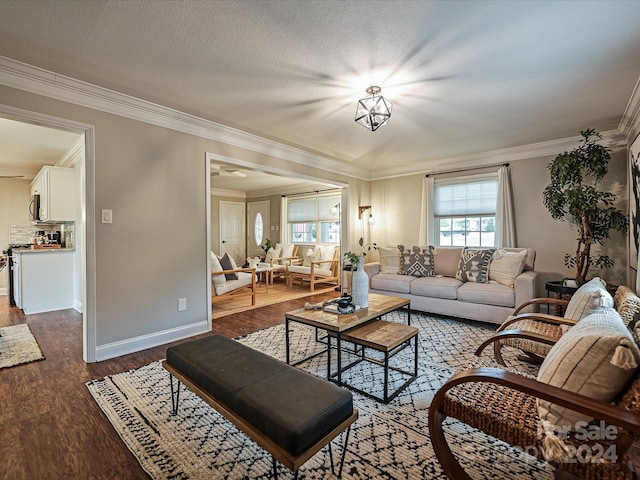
(354, 85, 392, 131)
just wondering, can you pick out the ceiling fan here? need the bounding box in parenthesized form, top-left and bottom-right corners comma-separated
(210, 165, 247, 178)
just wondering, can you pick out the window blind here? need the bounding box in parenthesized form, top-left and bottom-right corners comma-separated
(287, 194, 340, 222)
(434, 174, 498, 216)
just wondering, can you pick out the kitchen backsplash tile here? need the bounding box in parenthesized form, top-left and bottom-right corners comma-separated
(10, 223, 75, 248)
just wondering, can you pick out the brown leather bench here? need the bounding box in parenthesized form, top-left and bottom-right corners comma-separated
(163, 334, 357, 479)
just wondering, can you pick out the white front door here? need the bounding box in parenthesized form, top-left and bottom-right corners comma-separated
(220, 201, 245, 264)
(247, 200, 270, 258)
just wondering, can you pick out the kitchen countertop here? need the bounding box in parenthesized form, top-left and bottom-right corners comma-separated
(14, 247, 75, 254)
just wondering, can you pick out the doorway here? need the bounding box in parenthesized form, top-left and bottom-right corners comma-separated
(0, 105, 95, 363)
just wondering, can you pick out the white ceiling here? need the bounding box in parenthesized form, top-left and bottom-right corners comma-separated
(0, 0, 639, 182)
(0, 118, 81, 179)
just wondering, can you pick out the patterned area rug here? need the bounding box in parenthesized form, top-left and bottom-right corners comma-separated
(0, 324, 45, 369)
(87, 312, 553, 479)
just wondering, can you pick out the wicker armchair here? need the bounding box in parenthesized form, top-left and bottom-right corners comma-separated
(482, 286, 640, 367)
(429, 360, 640, 480)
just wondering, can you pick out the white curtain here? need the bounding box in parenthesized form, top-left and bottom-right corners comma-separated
(495, 165, 516, 247)
(280, 196, 288, 243)
(419, 176, 435, 246)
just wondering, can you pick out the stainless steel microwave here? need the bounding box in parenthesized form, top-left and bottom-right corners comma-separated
(29, 194, 40, 222)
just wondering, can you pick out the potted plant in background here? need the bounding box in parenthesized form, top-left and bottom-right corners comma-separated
(543, 128, 627, 284)
(343, 237, 377, 307)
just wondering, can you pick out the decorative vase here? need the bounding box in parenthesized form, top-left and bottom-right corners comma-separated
(351, 256, 369, 308)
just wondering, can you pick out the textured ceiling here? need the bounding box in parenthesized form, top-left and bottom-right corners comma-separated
(1, 0, 640, 179)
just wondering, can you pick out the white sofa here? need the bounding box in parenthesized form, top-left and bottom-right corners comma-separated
(364, 246, 539, 325)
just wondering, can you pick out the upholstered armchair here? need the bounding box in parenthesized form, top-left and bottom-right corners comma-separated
(268, 244, 299, 284)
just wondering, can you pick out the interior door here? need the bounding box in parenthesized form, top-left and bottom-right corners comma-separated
(247, 200, 270, 258)
(220, 201, 245, 264)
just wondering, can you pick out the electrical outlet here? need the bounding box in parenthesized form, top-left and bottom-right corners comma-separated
(178, 298, 187, 311)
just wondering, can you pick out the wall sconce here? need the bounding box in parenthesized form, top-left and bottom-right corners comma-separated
(358, 205, 371, 219)
(330, 203, 340, 218)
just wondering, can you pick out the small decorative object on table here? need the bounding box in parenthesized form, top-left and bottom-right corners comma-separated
(343, 237, 376, 308)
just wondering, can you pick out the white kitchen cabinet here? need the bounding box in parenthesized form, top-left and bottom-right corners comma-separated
(30, 166, 76, 222)
(14, 250, 74, 315)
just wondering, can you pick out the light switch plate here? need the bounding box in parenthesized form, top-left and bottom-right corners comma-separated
(178, 298, 187, 311)
(101, 209, 113, 224)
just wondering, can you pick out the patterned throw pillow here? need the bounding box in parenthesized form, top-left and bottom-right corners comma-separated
(614, 286, 640, 327)
(264, 247, 281, 264)
(455, 248, 494, 283)
(398, 245, 435, 277)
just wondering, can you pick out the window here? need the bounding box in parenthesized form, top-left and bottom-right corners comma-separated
(287, 193, 341, 244)
(254, 212, 263, 247)
(434, 174, 497, 247)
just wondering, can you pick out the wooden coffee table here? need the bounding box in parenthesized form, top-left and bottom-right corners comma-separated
(285, 293, 411, 390)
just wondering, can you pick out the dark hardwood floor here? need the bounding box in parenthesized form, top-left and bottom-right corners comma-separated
(2, 293, 640, 479)
(0, 292, 334, 479)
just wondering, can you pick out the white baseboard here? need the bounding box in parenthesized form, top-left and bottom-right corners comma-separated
(95, 320, 209, 362)
(74, 299, 82, 313)
(0, 288, 6, 296)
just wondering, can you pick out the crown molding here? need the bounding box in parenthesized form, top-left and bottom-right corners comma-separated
(368, 129, 627, 180)
(57, 134, 84, 168)
(0, 55, 368, 180)
(211, 188, 246, 199)
(620, 76, 640, 142)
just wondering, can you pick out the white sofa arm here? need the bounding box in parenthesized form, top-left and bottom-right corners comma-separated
(513, 271, 539, 313)
(364, 262, 380, 277)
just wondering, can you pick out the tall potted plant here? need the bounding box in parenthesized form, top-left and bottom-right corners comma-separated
(542, 128, 627, 284)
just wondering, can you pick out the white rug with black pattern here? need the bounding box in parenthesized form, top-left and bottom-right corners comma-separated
(86, 311, 553, 479)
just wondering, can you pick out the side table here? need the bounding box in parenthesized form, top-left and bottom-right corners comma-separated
(545, 280, 579, 316)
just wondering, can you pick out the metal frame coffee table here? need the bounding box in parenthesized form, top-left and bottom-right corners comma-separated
(285, 294, 412, 392)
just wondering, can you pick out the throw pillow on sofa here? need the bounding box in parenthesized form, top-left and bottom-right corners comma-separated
(455, 248, 494, 283)
(378, 246, 401, 274)
(488, 249, 527, 287)
(398, 245, 435, 277)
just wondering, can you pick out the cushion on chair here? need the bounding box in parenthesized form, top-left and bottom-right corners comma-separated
(276, 243, 295, 264)
(214, 272, 253, 295)
(563, 277, 613, 320)
(319, 245, 336, 262)
(211, 252, 226, 287)
(302, 248, 320, 267)
(265, 246, 282, 264)
(220, 253, 238, 280)
(288, 265, 333, 277)
(489, 249, 527, 287)
(614, 286, 640, 327)
(537, 308, 640, 429)
(378, 246, 401, 274)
